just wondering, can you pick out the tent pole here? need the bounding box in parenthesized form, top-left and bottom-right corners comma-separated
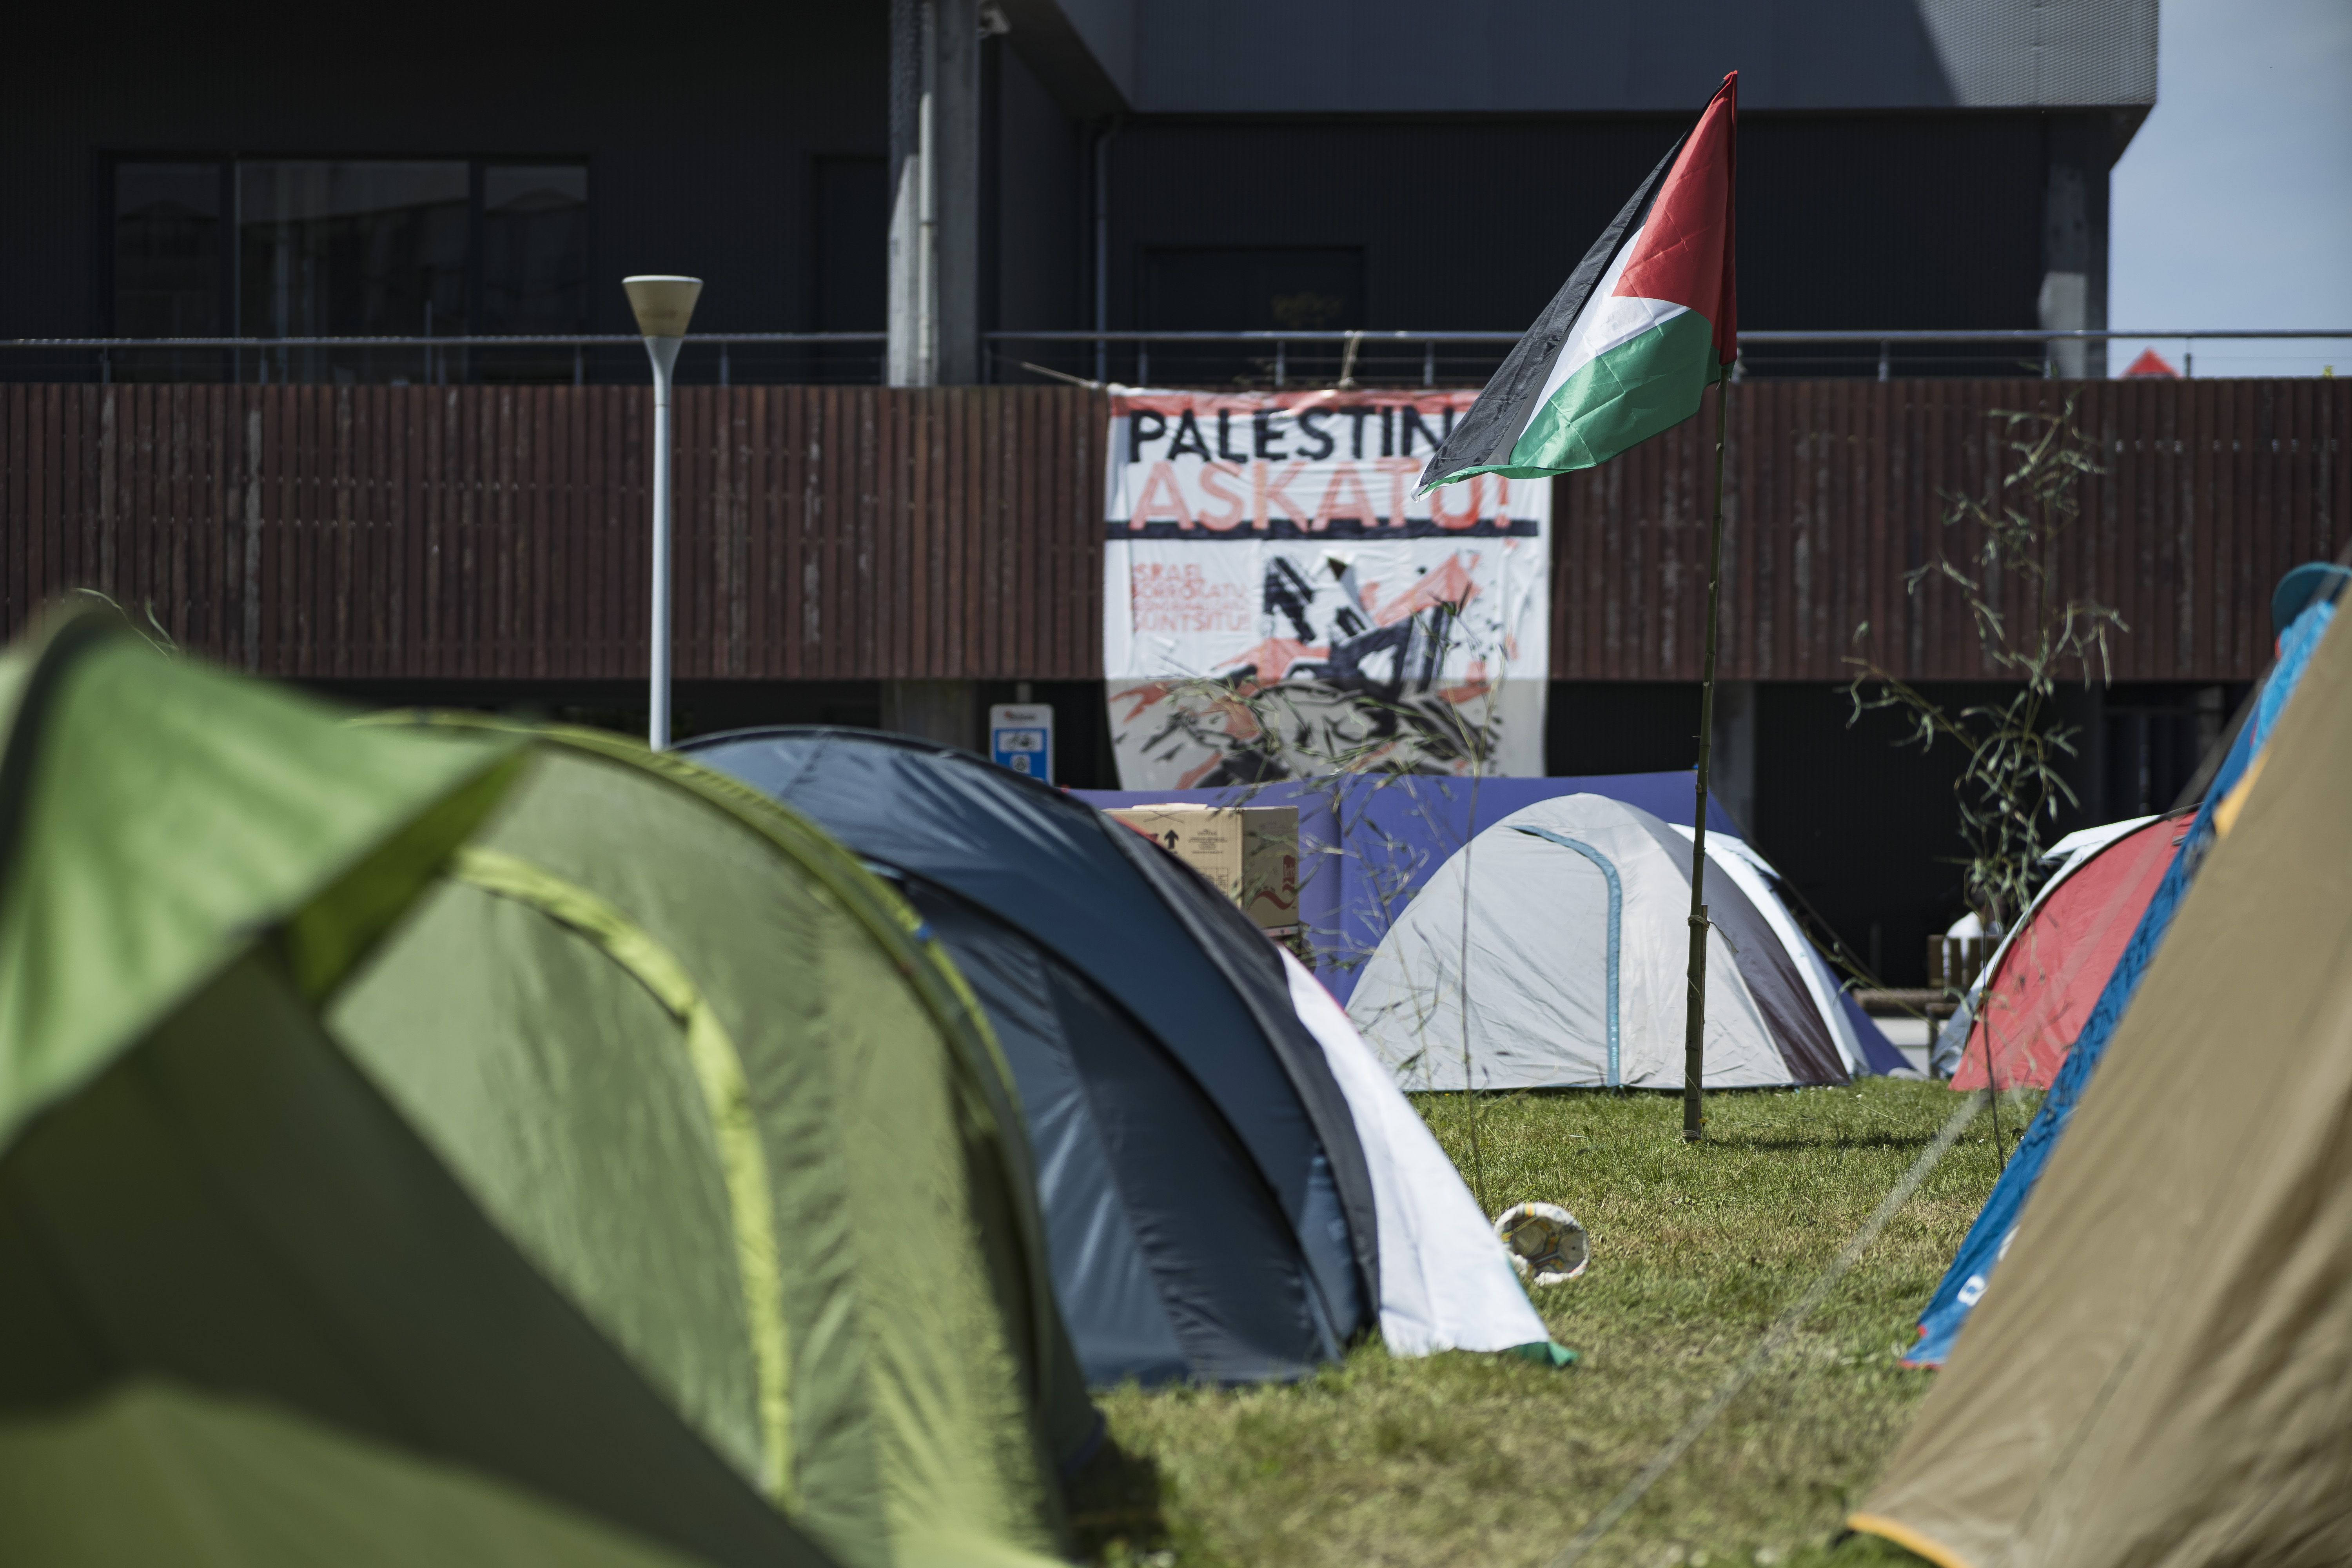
(1979, 1005, 2008, 1171)
(1684, 379, 1731, 1143)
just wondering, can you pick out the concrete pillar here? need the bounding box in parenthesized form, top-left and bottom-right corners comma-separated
(887, 0, 985, 387)
(882, 679, 980, 751)
(2040, 119, 2111, 380)
(1710, 679, 1757, 840)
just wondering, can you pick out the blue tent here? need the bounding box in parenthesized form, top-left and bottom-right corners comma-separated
(682, 729, 1378, 1387)
(1908, 568, 2346, 1367)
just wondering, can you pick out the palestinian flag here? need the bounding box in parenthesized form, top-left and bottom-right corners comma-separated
(1422, 73, 1738, 489)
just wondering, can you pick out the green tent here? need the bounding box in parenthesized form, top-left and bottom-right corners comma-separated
(0, 611, 1094, 1568)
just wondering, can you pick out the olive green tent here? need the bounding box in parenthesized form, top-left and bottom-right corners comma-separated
(0, 612, 1093, 1568)
(1851, 607, 2352, 1567)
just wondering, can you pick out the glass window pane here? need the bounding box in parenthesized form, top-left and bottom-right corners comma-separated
(1140, 247, 1367, 385)
(238, 160, 470, 338)
(115, 163, 221, 336)
(813, 156, 886, 331)
(481, 164, 589, 334)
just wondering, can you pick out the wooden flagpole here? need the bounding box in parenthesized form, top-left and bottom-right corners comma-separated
(1683, 377, 1732, 1142)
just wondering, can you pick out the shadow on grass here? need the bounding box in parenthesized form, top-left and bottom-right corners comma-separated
(1066, 1434, 1171, 1565)
(1706, 1131, 1944, 1153)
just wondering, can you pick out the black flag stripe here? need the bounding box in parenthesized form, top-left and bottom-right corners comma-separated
(1417, 132, 1688, 494)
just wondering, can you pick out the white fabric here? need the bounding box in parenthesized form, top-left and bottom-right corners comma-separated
(1280, 948, 1550, 1356)
(1346, 794, 1793, 1089)
(1528, 214, 1690, 415)
(1667, 826, 1866, 1075)
(2040, 814, 2157, 864)
(1690, 830, 1779, 881)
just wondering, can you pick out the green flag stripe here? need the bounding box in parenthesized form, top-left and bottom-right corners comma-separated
(1511, 309, 1720, 475)
(1439, 310, 1722, 484)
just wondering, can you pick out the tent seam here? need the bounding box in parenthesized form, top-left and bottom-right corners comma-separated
(375, 715, 1080, 1486)
(1514, 828, 1623, 1087)
(445, 844, 797, 1514)
(0, 619, 525, 1159)
(1845, 1514, 1977, 1568)
(892, 866, 1318, 1383)
(1097, 818, 1384, 1339)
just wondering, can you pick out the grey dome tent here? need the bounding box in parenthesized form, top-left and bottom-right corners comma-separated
(1348, 794, 1851, 1090)
(684, 728, 1553, 1386)
(0, 615, 1091, 1568)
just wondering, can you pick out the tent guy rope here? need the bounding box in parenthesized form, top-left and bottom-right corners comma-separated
(1546, 1089, 1991, 1568)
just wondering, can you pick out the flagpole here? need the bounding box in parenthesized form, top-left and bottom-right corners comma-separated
(1683, 375, 1731, 1142)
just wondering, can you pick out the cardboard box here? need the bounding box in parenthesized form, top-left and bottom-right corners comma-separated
(1109, 806, 1244, 898)
(1238, 807, 1301, 933)
(1107, 804, 1299, 933)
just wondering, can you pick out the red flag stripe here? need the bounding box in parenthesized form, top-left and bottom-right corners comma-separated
(1612, 72, 1739, 363)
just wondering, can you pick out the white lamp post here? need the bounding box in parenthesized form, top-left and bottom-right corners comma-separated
(622, 274, 704, 750)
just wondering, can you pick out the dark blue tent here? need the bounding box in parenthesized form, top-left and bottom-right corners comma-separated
(682, 729, 1379, 1387)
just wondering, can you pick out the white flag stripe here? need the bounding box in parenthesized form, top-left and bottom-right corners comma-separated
(1526, 219, 1691, 419)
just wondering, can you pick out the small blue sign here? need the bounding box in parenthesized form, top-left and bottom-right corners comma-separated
(989, 703, 1054, 784)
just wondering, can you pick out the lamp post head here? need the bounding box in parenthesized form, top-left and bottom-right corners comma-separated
(622, 276, 703, 339)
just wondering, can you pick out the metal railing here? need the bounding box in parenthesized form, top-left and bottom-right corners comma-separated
(988, 327, 2352, 387)
(3, 327, 2343, 387)
(0, 332, 887, 387)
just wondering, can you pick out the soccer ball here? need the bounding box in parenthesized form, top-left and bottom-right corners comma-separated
(1494, 1201, 1590, 1285)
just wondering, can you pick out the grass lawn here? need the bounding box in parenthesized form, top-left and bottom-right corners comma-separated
(1077, 1077, 2038, 1568)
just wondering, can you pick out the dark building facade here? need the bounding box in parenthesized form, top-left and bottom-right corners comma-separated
(7, 0, 2239, 986)
(11, 0, 2153, 377)
(965, 0, 2155, 381)
(5, 3, 891, 379)
(1014, 109, 2130, 383)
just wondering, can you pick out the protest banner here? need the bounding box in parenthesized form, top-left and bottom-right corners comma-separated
(1102, 388, 1550, 788)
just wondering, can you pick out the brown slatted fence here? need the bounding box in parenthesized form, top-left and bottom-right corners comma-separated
(5, 379, 2341, 684)
(1551, 378, 2350, 682)
(1, 382, 1112, 681)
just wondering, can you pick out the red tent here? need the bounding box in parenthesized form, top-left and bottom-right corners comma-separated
(1951, 815, 2191, 1089)
(2121, 347, 2181, 379)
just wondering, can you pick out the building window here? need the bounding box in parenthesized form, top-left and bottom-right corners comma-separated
(812, 156, 887, 332)
(238, 161, 473, 338)
(109, 157, 591, 373)
(1141, 247, 1366, 334)
(1139, 246, 1366, 386)
(482, 165, 590, 334)
(114, 163, 224, 336)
